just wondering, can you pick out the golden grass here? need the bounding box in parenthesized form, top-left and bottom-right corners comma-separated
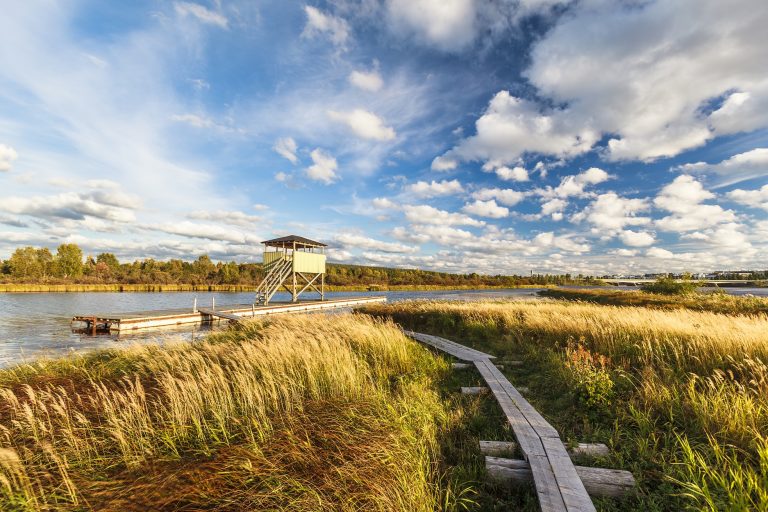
(364, 299, 768, 375)
(540, 287, 768, 317)
(0, 314, 452, 511)
(362, 299, 768, 511)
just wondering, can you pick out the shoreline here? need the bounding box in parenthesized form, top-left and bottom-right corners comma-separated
(0, 283, 554, 293)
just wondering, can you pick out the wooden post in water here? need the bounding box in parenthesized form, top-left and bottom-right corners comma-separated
(212, 297, 215, 311)
(193, 297, 197, 313)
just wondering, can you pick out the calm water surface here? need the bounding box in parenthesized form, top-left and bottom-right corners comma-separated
(0, 288, 542, 367)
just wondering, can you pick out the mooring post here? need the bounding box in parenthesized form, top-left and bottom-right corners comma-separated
(193, 297, 197, 313)
(252, 303, 255, 316)
(212, 296, 215, 311)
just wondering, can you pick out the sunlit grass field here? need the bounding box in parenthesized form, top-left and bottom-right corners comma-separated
(0, 315, 466, 511)
(362, 299, 768, 511)
(3, 297, 767, 511)
(540, 287, 768, 316)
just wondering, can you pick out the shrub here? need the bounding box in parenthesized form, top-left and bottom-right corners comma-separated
(641, 276, 699, 295)
(564, 343, 615, 409)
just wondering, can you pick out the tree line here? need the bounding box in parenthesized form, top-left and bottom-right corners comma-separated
(0, 244, 600, 287)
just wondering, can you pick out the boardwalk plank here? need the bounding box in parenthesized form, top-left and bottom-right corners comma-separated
(406, 330, 595, 512)
(541, 438, 596, 512)
(197, 308, 241, 322)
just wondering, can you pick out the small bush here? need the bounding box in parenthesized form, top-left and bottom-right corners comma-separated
(641, 276, 699, 295)
(564, 343, 615, 409)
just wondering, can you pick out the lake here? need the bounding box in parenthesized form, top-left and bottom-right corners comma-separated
(0, 288, 543, 367)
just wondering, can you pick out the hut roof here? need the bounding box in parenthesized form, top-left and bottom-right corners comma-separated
(262, 235, 327, 248)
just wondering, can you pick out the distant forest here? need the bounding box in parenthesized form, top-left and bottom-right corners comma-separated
(0, 243, 600, 287)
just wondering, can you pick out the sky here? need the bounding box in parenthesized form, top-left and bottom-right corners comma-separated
(1, 0, 767, 276)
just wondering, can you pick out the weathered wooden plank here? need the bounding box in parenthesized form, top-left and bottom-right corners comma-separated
(479, 440, 517, 457)
(486, 457, 636, 498)
(483, 362, 561, 439)
(197, 308, 241, 322)
(403, 331, 495, 361)
(475, 359, 596, 511)
(461, 386, 488, 395)
(480, 441, 610, 459)
(474, 359, 546, 458)
(541, 437, 596, 512)
(405, 330, 597, 512)
(405, 331, 476, 360)
(528, 454, 568, 512)
(568, 443, 610, 458)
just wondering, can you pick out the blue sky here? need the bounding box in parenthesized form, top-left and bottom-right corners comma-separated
(1, 0, 767, 275)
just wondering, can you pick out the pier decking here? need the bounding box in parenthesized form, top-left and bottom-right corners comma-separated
(72, 296, 386, 332)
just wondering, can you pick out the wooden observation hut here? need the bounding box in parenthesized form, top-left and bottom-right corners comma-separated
(255, 235, 327, 305)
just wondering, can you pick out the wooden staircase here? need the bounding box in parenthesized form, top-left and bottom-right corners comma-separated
(254, 257, 293, 305)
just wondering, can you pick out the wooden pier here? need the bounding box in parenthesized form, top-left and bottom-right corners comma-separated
(405, 330, 635, 511)
(72, 297, 386, 332)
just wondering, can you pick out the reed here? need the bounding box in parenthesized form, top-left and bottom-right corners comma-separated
(362, 299, 768, 511)
(540, 287, 768, 317)
(0, 314, 458, 511)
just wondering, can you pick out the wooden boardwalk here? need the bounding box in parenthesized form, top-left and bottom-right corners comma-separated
(404, 330, 596, 512)
(72, 297, 386, 332)
(196, 308, 243, 323)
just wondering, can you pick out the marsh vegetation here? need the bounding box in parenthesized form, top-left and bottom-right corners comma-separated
(541, 287, 768, 316)
(0, 315, 462, 511)
(362, 299, 768, 511)
(3, 295, 766, 511)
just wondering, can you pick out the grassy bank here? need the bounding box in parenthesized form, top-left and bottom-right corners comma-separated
(0, 283, 263, 293)
(0, 314, 469, 511)
(541, 287, 768, 316)
(361, 300, 768, 511)
(0, 283, 550, 293)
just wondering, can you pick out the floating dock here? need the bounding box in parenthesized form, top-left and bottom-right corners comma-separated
(72, 296, 386, 333)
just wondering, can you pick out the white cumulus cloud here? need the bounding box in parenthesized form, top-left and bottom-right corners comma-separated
(348, 69, 383, 92)
(273, 137, 299, 164)
(727, 185, 768, 212)
(328, 109, 396, 141)
(440, 92, 598, 166)
(407, 179, 463, 198)
(403, 204, 484, 226)
(431, 155, 458, 172)
(495, 165, 529, 182)
(303, 6, 350, 48)
(462, 199, 509, 219)
(471, 187, 525, 207)
(335, 233, 417, 253)
(676, 148, 768, 187)
(0, 144, 19, 172)
(654, 175, 735, 232)
(305, 148, 339, 184)
(619, 230, 655, 247)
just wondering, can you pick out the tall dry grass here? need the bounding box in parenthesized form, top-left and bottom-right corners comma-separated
(0, 314, 452, 511)
(362, 300, 768, 511)
(540, 287, 768, 317)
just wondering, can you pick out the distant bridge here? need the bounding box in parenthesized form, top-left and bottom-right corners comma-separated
(599, 279, 757, 287)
